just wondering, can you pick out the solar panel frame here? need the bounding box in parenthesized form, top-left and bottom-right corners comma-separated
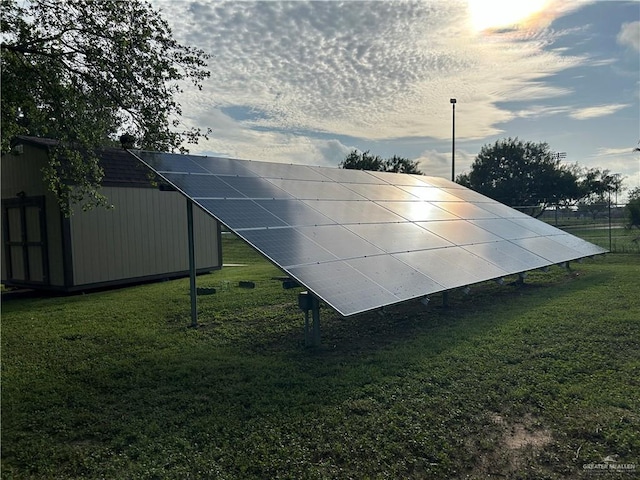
(132, 150, 608, 317)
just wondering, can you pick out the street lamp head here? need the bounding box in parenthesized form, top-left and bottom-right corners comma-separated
(450, 98, 457, 104)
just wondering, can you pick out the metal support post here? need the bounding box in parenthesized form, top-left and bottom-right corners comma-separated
(299, 291, 321, 347)
(608, 190, 612, 251)
(304, 310, 310, 346)
(311, 295, 321, 347)
(187, 199, 197, 327)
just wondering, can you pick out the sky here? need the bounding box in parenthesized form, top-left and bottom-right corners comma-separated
(152, 0, 640, 202)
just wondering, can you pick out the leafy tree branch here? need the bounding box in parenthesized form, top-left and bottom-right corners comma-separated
(1, 0, 212, 214)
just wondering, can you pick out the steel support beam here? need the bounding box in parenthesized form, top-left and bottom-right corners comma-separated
(187, 199, 197, 327)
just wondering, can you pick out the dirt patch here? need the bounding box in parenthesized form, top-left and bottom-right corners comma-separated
(467, 413, 554, 478)
(491, 413, 553, 450)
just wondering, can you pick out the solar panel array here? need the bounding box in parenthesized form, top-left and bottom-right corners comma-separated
(133, 151, 607, 316)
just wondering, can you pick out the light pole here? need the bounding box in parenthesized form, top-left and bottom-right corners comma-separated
(551, 152, 566, 225)
(450, 98, 456, 182)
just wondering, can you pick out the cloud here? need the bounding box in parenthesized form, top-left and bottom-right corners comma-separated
(596, 146, 639, 157)
(416, 148, 476, 179)
(569, 104, 629, 120)
(515, 101, 632, 121)
(154, 0, 590, 146)
(617, 21, 640, 51)
(174, 87, 354, 165)
(514, 104, 571, 118)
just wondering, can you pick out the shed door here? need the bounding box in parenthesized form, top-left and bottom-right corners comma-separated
(2, 196, 49, 285)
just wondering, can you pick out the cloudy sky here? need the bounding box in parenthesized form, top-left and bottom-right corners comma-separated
(153, 0, 640, 201)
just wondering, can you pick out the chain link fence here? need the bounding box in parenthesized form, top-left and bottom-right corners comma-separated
(516, 204, 639, 254)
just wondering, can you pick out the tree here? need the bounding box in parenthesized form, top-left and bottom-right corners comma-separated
(576, 169, 624, 220)
(1, 0, 211, 213)
(340, 150, 422, 174)
(458, 138, 586, 217)
(626, 187, 640, 230)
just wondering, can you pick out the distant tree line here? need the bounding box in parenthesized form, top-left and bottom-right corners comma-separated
(456, 138, 624, 218)
(340, 150, 422, 174)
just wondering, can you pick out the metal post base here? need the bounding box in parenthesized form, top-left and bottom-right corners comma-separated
(442, 291, 450, 308)
(300, 292, 321, 347)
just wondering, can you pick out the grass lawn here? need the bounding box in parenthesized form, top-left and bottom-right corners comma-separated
(2, 235, 639, 479)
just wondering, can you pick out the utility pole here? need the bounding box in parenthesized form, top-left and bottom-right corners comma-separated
(450, 98, 456, 182)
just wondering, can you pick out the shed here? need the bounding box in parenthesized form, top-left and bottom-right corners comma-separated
(1, 136, 221, 291)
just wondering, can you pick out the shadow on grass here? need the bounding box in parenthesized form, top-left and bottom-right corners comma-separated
(188, 262, 605, 360)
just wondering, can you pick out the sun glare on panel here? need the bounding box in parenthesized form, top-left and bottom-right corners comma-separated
(467, 0, 549, 32)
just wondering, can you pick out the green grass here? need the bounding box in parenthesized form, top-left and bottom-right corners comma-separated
(2, 236, 639, 479)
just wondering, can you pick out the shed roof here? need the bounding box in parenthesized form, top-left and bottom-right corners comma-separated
(12, 136, 154, 188)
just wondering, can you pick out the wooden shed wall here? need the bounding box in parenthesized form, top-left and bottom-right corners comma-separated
(69, 187, 219, 286)
(2, 142, 221, 290)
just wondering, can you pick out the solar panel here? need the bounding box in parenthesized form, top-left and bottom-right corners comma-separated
(377, 201, 458, 222)
(346, 255, 445, 300)
(393, 248, 501, 289)
(397, 186, 463, 202)
(254, 199, 335, 227)
(301, 199, 405, 224)
(239, 228, 337, 267)
(246, 161, 328, 181)
(463, 241, 549, 273)
(287, 261, 399, 315)
(132, 150, 608, 316)
(345, 222, 453, 253)
(296, 225, 384, 259)
(417, 220, 503, 245)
